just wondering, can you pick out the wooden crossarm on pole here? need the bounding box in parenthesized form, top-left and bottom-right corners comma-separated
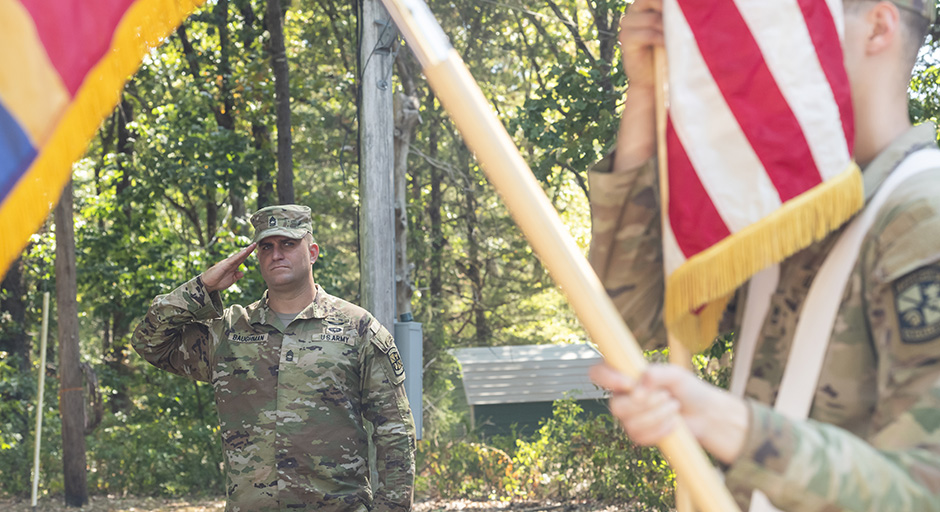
(378, 1, 741, 511)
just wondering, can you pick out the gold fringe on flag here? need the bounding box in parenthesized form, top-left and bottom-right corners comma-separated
(0, 0, 207, 279)
(665, 162, 864, 353)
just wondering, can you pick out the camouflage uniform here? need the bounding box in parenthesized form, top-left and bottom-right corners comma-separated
(132, 206, 416, 512)
(589, 122, 940, 511)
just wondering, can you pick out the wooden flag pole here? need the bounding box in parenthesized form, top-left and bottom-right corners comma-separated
(655, 45, 696, 512)
(378, 1, 740, 511)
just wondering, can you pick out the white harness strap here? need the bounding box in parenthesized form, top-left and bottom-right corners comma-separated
(731, 265, 780, 398)
(737, 148, 940, 512)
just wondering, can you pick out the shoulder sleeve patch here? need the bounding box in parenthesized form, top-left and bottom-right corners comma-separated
(894, 265, 940, 344)
(369, 323, 405, 385)
(369, 322, 395, 353)
(873, 177, 940, 284)
(387, 346, 406, 380)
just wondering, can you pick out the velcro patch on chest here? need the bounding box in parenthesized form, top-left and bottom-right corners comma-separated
(894, 265, 940, 344)
(227, 332, 269, 343)
(320, 313, 354, 345)
(319, 332, 353, 345)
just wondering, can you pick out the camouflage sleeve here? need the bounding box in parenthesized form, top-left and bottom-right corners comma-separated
(724, 399, 940, 511)
(588, 153, 667, 349)
(131, 276, 224, 383)
(724, 175, 940, 511)
(359, 317, 416, 512)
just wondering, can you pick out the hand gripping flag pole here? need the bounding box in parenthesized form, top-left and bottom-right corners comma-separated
(377, 1, 740, 511)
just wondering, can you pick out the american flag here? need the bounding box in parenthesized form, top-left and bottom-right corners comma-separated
(661, 0, 862, 351)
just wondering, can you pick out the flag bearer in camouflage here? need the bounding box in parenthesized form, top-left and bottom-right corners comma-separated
(132, 204, 416, 511)
(589, 0, 940, 510)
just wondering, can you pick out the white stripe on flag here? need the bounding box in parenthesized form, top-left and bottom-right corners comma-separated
(664, 0, 784, 233)
(735, 0, 851, 180)
(825, 0, 846, 40)
(662, 207, 685, 276)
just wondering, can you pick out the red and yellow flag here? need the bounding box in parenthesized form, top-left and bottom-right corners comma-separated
(0, 0, 206, 279)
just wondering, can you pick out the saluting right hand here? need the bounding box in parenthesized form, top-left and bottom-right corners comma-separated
(201, 243, 257, 293)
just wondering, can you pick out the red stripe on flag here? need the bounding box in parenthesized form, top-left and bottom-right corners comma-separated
(798, 0, 855, 157)
(667, 119, 731, 257)
(18, 0, 137, 96)
(676, 0, 823, 201)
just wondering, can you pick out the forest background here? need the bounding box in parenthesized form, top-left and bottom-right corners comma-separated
(2, 0, 940, 509)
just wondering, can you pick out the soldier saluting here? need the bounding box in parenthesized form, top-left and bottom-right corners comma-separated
(133, 204, 416, 511)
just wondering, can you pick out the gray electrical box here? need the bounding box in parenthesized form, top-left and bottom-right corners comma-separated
(394, 321, 423, 440)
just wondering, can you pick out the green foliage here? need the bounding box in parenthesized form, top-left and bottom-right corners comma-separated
(910, 34, 940, 127)
(0, 351, 223, 499)
(513, 400, 674, 507)
(85, 364, 224, 497)
(417, 398, 675, 509)
(0, 352, 63, 498)
(421, 439, 516, 499)
(697, 332, 734, 390)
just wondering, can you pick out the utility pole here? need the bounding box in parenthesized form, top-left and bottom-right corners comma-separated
(358, 0, 397, 328)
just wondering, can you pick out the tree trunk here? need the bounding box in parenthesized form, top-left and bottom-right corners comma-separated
(464, 188, 489, 345)
(230, 193, 247, 235)
(105, 310, 132, 413)
(427, 96, 443, 304)
(55, 180, 88, 507)
(233, 0, 276, 213)
(457, 148, 489, 345)
(214, 0, 236, 132)
(206, 191, 219, 250)
(0, 256, 30, 371)
(116, 97, 134, 220)
(267, 0, 294, 204)
(393, 91, 421, 319)
(253, 123, 277, 210)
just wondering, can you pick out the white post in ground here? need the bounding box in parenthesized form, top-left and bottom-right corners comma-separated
(31, 291, 51, 509)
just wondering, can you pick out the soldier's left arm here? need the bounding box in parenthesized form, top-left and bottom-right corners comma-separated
(725, 176, 940, 511)
(360, 317, 417, 512)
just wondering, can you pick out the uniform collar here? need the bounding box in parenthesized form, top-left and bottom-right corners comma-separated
(249, 284, 336, 326)
(861, 122, 938, 203)
(299, 285, 332, 320)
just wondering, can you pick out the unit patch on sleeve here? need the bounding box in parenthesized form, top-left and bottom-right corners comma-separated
(388, 346, 405, 377)
(894, 265, 940, 344)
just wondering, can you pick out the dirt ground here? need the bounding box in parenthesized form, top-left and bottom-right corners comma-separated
(0, 496, 633, 511)
(0, 496, 225, 512)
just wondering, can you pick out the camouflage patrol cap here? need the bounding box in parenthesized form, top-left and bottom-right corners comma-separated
(250, 205, 315, 244)
(892, 0, 936, 23)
